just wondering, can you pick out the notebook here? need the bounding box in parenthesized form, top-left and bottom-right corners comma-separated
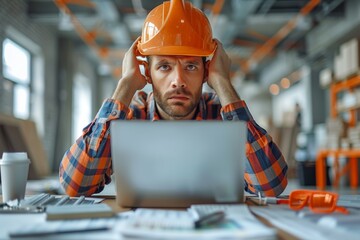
(110, 120, 247, 208)
(46, 204, 115, 220)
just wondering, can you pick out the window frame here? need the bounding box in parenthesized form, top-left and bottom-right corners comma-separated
(2, 37, 33, 119)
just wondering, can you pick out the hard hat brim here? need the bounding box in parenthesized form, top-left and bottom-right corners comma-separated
(137, 42, 216, 57)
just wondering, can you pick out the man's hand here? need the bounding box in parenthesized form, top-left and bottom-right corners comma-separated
(207, 39, 241, 106)
(112, 37, 148, 106)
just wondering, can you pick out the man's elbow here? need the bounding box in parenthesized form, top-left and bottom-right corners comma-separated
(60, 180, 81, 197)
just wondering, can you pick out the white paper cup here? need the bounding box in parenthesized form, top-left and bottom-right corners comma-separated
(0, 152, 31, 202)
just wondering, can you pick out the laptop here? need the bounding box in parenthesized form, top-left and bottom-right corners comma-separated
(110, 120, 247, 208)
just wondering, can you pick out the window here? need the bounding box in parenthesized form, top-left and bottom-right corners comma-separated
(72, 73, 92, 142)
(2, 38, 31, 119)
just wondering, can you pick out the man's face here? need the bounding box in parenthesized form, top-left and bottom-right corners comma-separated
(148, 55, 206, 120)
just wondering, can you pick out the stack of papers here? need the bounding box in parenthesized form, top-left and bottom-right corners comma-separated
(117, 205, 277, 239)
(9, 218, 114, 238)
(338, 194, 360, 208)
(250, 205, 360, 239)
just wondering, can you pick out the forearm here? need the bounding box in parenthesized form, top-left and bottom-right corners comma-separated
(112, 77, 139, 107)
(59, 99, 129, 196)
(59, 136, 112, 197)
(244, 122, 288, 197)
(111, 37, 148, 105)
(221, 101, 288, 197)
(210, 77, 241, 107)
(206, 39, 240, 106)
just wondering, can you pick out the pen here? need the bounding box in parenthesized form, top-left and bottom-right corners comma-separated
(264, 197, 289, 205)
(194, 211, 225, 229)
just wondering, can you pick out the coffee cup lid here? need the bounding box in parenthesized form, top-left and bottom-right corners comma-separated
(0, 152, 29, 162)
(0, 159, 30, 165)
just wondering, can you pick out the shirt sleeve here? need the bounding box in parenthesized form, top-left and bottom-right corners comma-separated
(221, 100, 288, 197)
(59, 99, 129, 197)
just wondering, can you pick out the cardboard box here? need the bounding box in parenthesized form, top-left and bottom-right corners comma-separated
(334, 54, 345, 81)
(319, 68, 333, 88)
(348, 38, 360, 76)
(0, 114, 50, 179)
(340, 42, 350, 79)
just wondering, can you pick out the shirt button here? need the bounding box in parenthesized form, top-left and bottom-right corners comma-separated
(111, 111, 118, 116)
(226, 115, 233, 120)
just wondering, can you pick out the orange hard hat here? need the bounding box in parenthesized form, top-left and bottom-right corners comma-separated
(137, 0, 216, 57)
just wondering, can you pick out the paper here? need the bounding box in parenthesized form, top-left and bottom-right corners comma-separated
(128, 209, 194, 229)
(250, 205, 359, 239)
(117, 205, 277, 239)
(316, 208, 360, 234)
(9, 218, 114, 238)
(91, 181, 116, 198)
(0, 212, 131, 240)
(338, 194, 360, 208)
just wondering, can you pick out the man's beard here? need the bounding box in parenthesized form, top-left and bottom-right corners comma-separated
(153, 87, 201, 119)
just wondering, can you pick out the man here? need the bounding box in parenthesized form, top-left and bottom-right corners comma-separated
(59, 0, 287, 197)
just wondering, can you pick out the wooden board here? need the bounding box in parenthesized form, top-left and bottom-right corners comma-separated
(0, 114, 50, 179)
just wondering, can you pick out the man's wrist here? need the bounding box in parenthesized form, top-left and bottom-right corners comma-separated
(211, 77, 241, 106)
(111, 77, 138, 106)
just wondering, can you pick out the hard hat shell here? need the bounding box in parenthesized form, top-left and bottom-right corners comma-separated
(137, 0, 216, 57)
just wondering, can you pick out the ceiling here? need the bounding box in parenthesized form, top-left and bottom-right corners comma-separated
(27, 0, 346, 80)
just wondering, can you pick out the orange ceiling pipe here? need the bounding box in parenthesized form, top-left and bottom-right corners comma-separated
(246, 30, 270, 42)
(55, 0, 95, 8)
(233, 39, 262, 48)
(209, 0, 225, 27)
(55, 1, 100, 52)
(211, 0, 225, 15)
(243, 0, 321, 73)
(54, 0, 123, 78)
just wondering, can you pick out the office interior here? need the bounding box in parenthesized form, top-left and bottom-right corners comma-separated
(1, 0, 360, 193)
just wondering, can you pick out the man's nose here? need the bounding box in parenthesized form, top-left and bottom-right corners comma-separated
(171, 66, 187, 88)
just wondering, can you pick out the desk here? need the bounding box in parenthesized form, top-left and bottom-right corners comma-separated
(102, 197, 297, 240)
(7, 195, 360, 239)
(0, 195, 297, 240)
(102, 198, 130, 213)
(71, 198, 360, 239)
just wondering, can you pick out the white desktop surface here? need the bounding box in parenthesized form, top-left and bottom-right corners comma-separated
(0, 180, 121, 240)
(0, 214, 46, 240)
(92, 181, 116, 198)
(2, 180, 360, 239)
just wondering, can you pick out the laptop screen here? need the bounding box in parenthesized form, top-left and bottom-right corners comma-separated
(110, 120, 246, 207)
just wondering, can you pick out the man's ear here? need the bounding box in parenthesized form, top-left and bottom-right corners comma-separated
(203, 60, 210, 83)
(142, 61, 152, 84)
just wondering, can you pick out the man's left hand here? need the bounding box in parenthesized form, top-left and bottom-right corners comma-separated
(206, 39, 241, 106)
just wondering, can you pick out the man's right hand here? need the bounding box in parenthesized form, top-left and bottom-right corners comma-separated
(111, 37, 148, 106)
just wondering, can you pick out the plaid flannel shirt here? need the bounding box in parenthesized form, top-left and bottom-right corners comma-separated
(59, 91, 288, 197)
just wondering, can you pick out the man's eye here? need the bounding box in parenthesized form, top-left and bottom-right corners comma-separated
(159, 65, 170, 71)
(187, 65, 197, 71)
